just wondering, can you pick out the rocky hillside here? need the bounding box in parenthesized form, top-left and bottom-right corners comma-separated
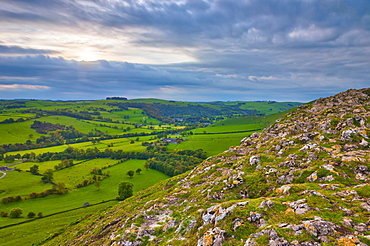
(44, 88, 370, 246)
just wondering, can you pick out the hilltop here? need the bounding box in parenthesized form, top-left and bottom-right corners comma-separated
(41, 88, 370, 245)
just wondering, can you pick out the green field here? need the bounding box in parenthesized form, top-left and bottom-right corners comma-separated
(39, 116, 126, 135)
(0, 121, 43, 145)
(0, 159, 169, 227)
(192, 123, 262, 134)
(167, 113, 285, 156)
(110, 109, 161, 124)
(8, 160, 63, 174)
(0, 200, 118, 246)
(0, 170, 54, 200)
(168, 132, 253, 157)
(0, 113, 35, 122)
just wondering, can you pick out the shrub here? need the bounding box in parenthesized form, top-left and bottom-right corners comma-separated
(27, 212, 36, 218)
(1, 211, 8, 217)
(9, 207, 23, 218)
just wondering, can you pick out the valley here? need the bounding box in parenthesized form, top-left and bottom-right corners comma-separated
(0, 98, 299, 245)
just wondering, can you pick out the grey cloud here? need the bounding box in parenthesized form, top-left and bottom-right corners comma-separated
(0, 10, 48, 22)
(0, 55, 368, 102)
(1, 0, 369, 49)
(0, 45, 58, 55)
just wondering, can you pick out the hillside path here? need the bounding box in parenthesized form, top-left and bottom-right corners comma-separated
(4, 160, 26, 167)
(0, 160, 26, 179)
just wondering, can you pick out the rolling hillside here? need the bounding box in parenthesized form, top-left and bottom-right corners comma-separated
(43, 88, 370, 245)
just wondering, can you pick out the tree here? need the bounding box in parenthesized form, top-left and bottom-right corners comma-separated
(30, 165, 39, 175)
(136, 168, 142, 175)
(42, 169, 54, 183)
(9, 207, 23, 218)
(144, 162, 150, 171)
(4, 155, 14, 163)
(118, 181, 133, 200)
(126, 170, 134, 179)
(94, 180, 100, 191)
(37, 212, 43, 217)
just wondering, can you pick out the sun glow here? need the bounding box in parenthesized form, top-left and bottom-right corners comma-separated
(78, 49, 99, 61)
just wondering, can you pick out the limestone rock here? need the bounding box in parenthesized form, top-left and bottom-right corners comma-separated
(259, 200, 274, 208)
(302, 217, 338, 237)
(197, 227, 225, 246)
(307, 171, 318, 182)
(249, 155, 261, 165)
(285, 199, 311, 215)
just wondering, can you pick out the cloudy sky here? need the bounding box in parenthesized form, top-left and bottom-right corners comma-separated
(0, 0, 369, 102)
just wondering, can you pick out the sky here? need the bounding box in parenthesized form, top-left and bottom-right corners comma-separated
(0, 0, 369, 102)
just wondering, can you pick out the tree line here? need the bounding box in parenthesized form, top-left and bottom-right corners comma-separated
(146, 149, 206, 176)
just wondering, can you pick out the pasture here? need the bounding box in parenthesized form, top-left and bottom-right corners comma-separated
(168, 132, 254, 157)
(111, 109, 161, 124)
(0, 170, 54, 200)
(0, 159, 169, 227)
(38, 116, 126, 135)
(0, 200, 117, 246)
(0, 121, 42, 145)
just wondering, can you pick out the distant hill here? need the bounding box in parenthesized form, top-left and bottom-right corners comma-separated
(44, 88, 370, 245)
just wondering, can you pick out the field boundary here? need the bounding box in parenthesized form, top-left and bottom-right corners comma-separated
(0, 199, 117, 230)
